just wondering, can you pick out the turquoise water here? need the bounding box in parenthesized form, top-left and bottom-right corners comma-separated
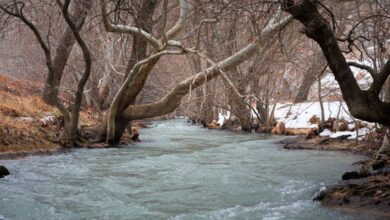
(0, 119, 379, 220)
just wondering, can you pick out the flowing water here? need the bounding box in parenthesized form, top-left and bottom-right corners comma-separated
(0, 119, 381, 220)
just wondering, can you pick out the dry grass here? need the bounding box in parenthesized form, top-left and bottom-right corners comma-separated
(0, 74, 60, 157)
(0, 75, 56, 118)
(0, 92, 56, 117)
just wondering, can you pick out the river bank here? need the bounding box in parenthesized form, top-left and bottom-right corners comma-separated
(0, 75, 145, 160)
(1, 119, 381, 219)
(1, 73, 388, 216)
(0, 75, 60, 159)
(1, 115, 388, 218)
(280, 135, 390, 215)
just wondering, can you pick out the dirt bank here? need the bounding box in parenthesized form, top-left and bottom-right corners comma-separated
(0, 74, 152, 160)
(0, 75, 61, 159)
(281, 136, 390, 215)
(280, 136, 380, 155)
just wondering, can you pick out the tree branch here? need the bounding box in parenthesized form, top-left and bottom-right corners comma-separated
(164, 0, 190, 40)
(99, 0, 161, 49)
(122, 14, 293, 120)
(282, 0, 390, 126)
(106, 49, 184, 142)
(371, 59, 390, 95)
(347, 61, 376, 79)
(0, 2, 52, 70)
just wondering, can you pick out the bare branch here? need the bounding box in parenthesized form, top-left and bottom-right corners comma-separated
(370, 59, 390, 95)
(347, 61, 376, 78)
(164, 0, 190, 40)
(122, 14, 293, 120)
(99, 0, 161, 49)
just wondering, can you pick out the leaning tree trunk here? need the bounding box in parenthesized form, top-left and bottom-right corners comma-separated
(92, 1, 292, 144)
(282, 0, 390, 126)
(282, 0, 390, 156)
(93, 0, 159, 143)
(294, 53, 326, 103)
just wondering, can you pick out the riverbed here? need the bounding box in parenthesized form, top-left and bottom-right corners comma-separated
(0, 119, 381, 219)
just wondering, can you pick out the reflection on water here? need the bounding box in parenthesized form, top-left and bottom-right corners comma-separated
(0, 119, 379, 220)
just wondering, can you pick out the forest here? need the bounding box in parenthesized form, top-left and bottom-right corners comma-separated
(0, 0, 390, 219)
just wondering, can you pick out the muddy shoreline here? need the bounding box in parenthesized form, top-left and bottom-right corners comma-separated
(280, 135, 390, 215)
(280, 136, 379, 156)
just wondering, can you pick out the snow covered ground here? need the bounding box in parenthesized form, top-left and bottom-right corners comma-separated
(215, 58, 378, 139)
(320, 128, 370, 141)
(273, 101, 374, 140)
(273, 102, 351, 128)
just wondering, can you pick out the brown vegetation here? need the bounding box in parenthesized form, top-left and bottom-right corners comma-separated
(0, 75, 54, 153)
(0, 75, 82, 158)
(0, 0, 389, 214)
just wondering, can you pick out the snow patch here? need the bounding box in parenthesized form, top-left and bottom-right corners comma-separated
(273, 101, 372, 140)
(273, 102, 353, 128)
(217, 111, 230, 126)
(319, 129, 332, 137)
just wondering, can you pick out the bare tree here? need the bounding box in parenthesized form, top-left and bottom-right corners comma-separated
(96, 0, 292, 144)
(0, 0, 92, 146)
(282, 0, 390, 155)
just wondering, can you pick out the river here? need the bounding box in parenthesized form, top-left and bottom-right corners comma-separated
(0, 119, 381, 220)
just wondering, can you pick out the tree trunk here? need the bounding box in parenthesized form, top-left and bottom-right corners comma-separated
(294, 53, 326, 103)
(92, 0, 158, 143)
(58, 0, 93, 146)
(90, 7, 292, 144)
(42, 1, 90, 105)
(116, 0, 158, 112)
(283, 0, 390, 127)
(223, 12, 253, 132)
(377, 82, 390, 157)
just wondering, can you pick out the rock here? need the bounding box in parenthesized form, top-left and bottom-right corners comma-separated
(335, 134, 351, 140)
(322, 117, 336, 130)
(312, 187, 327, 201)
(320, 174, 390, 212)
(338, 122, 348, 132)
(272, 121, 286, 135)
(333, 120, 348, 132)
(309, 115, 320, 124)
(39, 115, 56, 127)
(16, 117, 34, 122)
(207, 120, 220, 129)
(130, 127, 140, 142)
(356, 121, 368, 129)
(342, 171, 370, 180)
(0, 165, 10, 178)
(372, 167, 390, 176)
(372, 159, 386, 170)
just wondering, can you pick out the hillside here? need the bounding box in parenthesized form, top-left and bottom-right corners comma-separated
(0, 75, 82, 158)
